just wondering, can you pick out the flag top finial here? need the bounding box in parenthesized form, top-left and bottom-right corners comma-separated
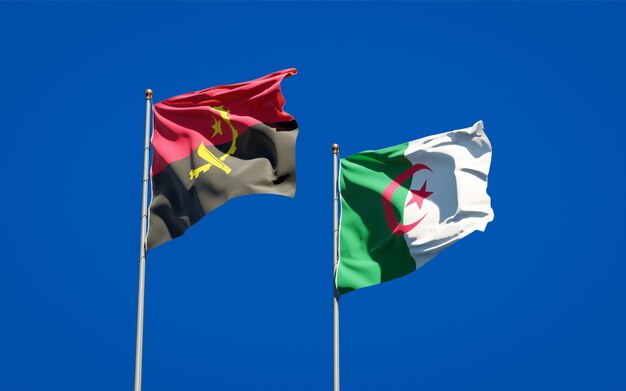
(332, 144, 339, 154)
(145, 89, 153, 100)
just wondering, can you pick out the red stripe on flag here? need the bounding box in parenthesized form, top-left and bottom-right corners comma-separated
(151, 69, 297, 175)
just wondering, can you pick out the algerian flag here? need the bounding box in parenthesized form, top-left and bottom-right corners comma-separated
(336, 121, 493, 295)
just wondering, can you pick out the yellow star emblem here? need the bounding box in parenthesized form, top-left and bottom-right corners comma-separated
(211, 117, 223, 138)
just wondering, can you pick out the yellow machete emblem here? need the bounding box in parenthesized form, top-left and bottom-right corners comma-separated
(189, 106, 238, 180)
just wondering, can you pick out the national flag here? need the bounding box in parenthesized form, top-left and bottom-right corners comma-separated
(336, 121, 493, 294)
(147, 69, 298, 249)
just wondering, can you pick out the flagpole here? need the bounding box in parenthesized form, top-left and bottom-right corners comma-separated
(134, 88, 152, 391)
(332, 143, 340, 391)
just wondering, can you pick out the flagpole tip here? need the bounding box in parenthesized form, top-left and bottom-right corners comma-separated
(332, 144, 339, 154)
(145, 89, 153, 100)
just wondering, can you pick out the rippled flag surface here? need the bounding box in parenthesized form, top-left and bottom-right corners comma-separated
(147, 69, 298, 249)
(337, 121, 494, 294)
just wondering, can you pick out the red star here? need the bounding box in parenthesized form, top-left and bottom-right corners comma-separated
(405, 180, 433, 209)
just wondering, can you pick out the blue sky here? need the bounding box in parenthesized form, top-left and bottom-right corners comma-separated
(1, 2, 625, 390)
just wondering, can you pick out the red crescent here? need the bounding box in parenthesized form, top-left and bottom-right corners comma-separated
(382, 164, 432, 236)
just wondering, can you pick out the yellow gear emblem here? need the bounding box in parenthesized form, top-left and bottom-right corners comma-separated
(189, 106, 238, 180)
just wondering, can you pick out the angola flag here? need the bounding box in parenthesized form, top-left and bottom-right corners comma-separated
(147, 69, 298, 249)
(337, 121, 493, 294)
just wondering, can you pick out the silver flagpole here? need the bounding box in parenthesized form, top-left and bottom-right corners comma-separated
(134, 89, 153, 391)
(332, 143, 340, 391)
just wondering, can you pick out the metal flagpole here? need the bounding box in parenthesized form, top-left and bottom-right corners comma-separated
(134, 88, 153, 391)
(332, 143, 340, 391)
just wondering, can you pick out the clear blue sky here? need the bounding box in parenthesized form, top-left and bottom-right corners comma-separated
(1, 2, 625, 390)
